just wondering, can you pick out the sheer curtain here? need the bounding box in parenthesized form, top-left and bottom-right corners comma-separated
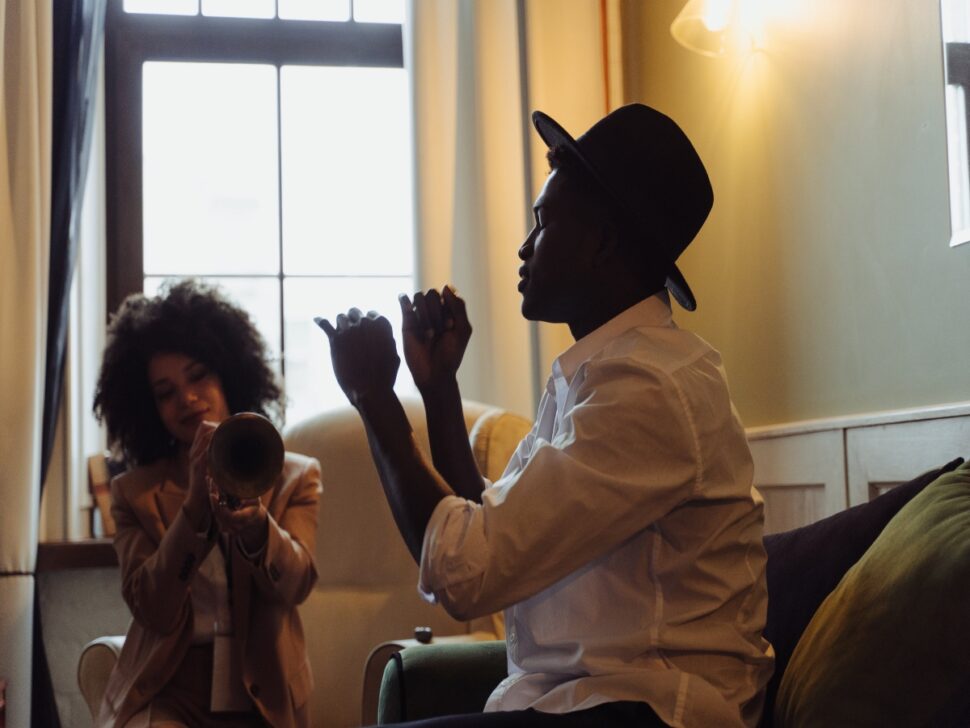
(0, 1, 51, 725)
(405, 0, 626, 417)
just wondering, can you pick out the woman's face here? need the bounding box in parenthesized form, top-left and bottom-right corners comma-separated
(147, 351, 231, 446)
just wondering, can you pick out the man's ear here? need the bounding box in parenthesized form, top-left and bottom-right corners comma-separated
(592, 220, 621, 267)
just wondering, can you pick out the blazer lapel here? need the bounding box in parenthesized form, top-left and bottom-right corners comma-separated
(154, 477, 187, 530)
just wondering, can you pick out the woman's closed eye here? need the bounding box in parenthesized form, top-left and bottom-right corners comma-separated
(153, 385, 174, 402)
(187, 363, 209, 383)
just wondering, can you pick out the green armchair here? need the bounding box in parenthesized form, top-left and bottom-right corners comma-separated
(378, 641, 508, 724)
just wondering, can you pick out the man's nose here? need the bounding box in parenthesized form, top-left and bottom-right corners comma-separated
(518, 232, 535, 260)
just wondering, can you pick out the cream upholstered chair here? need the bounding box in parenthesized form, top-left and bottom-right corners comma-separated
(77, 397, 531, 727)
(77, 635, 126, 720)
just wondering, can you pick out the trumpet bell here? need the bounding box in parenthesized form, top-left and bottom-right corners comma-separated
(208, 412, 284, 501)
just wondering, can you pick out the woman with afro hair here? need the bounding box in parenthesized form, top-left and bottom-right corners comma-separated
(93, 279, 321, 728)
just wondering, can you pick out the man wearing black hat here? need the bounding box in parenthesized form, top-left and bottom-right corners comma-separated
(317, 104, 773, 727)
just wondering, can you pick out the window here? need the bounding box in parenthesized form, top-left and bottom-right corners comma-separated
(105, 0, 414, 426)
(943, 0, 970, 247)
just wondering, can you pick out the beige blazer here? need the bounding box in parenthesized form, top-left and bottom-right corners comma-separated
(97, 452, 322, 728)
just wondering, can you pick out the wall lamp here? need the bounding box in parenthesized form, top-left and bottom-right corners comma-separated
(671, 0, 757, 57)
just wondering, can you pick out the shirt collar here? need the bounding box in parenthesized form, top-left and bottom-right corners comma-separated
(553, 291, 674, 384)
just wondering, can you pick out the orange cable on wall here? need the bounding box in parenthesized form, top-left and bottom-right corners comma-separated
(600, 0, 611, 113)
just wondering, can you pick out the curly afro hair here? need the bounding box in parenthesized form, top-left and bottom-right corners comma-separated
(93, 279, 284, 466)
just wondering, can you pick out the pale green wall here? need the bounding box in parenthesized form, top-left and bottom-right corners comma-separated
(625, 0, 970, 427)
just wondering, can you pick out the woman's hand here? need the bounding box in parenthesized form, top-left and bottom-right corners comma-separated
(399, 285, 472, 393)
(314, 307, 400, 408)
(208, 484, 269, 554)
(183, 421, 216, 530)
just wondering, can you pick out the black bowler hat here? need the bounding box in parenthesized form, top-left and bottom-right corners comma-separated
(532, 103, 713, 311)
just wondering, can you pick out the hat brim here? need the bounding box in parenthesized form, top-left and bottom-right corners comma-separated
(531, 110, 697, 312)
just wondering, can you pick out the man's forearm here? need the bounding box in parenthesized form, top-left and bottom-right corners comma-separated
(356, 388, 455, 562)
(421, 378, 487, 503)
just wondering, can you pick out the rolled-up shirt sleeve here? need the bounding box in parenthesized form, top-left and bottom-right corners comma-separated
(418, 357, 701, 622)
(419, 495, 489, 609)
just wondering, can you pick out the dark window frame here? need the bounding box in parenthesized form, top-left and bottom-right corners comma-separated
(103, 0, 404, 315)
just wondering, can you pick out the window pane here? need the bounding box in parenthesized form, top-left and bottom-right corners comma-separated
(125, 0, 198, 14)
(202, 0, 274, 18)
(278, 0, 350, 21)
(943, 0, 970, 245)
(283, 276, 414, 425)
(353, 0, 404, 23)
(144, 275, 283, 375)
(142, 62, 280, 276)
(280, 66, 413, 276)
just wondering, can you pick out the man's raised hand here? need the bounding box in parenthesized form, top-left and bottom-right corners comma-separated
(398, 285, 472, 392)
(315, 307, 400, 408)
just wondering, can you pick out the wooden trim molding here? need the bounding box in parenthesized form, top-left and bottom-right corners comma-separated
(745, 400, 970, 440)
(36, 539, 117, 572)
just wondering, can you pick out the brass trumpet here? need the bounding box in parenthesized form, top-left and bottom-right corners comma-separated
(208, 412, 284, 508)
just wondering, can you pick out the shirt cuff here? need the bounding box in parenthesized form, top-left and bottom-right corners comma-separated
(418, 495, 467, 604)
(418, 495, 487, 605)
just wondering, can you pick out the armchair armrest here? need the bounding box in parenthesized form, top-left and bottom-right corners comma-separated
(376, 640, 508, 724)
(77, 635, 126, 719)
(363, 632, 500, 726)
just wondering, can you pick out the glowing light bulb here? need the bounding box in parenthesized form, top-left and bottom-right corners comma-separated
(702, 0, 733, 32)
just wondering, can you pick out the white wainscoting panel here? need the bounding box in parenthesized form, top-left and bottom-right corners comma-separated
(747, 430, 847, 534)
(846, 415, 970, 507)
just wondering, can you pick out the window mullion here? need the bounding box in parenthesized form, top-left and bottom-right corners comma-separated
(276, 64, 287, 396)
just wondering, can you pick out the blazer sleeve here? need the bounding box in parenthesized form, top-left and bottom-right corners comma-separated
(234, 455, 322, 606)
(111, 473, 218, 635)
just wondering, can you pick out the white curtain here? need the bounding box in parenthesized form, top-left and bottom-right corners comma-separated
(405, 0, 626, 418)
(39, 48, 106, 544)
(0, 0, 51, 725)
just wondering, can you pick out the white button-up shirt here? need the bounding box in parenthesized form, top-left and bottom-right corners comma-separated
(419, 293, 774, 728)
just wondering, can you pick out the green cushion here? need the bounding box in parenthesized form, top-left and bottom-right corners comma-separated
(775, 462, 970, 727)
(377, 641, 508, 724)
